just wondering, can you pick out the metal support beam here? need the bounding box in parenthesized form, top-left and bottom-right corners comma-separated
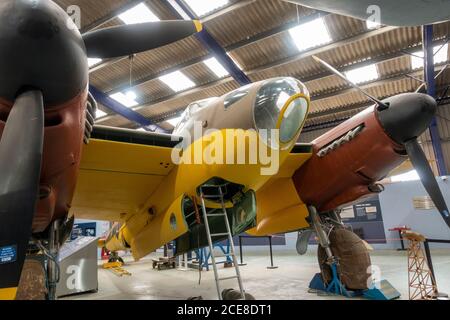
(105, 11, 329, 94)
(127, 26, 397, 109)
(424, 25, 447, 176)
(89, 85, 165, 132)
(171, 0, 251, 86)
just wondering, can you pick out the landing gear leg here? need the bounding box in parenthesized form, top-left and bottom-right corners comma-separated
(308, 206, 334, 261)
(108, 251, 125, 264)
(308, 206, 348, 296)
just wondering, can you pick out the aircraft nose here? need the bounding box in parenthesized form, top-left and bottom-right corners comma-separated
(253, 78, 310, 148)
(0, 0, 88, 106)
(377, 93, 437, 144)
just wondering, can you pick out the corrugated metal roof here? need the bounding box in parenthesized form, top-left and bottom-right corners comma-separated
(54, 0, 450, 137)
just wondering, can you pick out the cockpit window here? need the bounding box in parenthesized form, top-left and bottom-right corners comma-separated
(173, 97, 218, 134)
(224, 87, 249, 109)
(254, 78, 309, 147)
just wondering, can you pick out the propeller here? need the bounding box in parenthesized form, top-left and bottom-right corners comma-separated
(0, 90, 44, 299)
(83, 20, 203, 59)
(312, 55, 390, 110)
(405, 140, 450, 227)
(415, 64, 450, 93)
(311, 56, 450, 229)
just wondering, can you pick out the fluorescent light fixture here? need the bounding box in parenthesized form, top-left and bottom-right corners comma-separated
(167, 116, 183, 127)
(204, 57, 229, 78)
(391, 170, 420, 182)
(289, 18, 332, 52)
(125, 91, 137, 101)
(109, 91, 139, 108)
(184, 0, 229, 17)
(88, 58, 102, 67)
(366, 20, 380, 30)
(95, 109, 107, 119)
(118, 3, 160, 25)
(159, 71, 196, 92)
(167, 0, 191, 20)
(345, 64, 379, 84)
(411, 44, 449, 70)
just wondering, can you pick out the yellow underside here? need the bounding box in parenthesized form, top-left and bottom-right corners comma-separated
(74, 129, 313, 260)
(248, 177, 310, 236)
(0, 287, 17, 300)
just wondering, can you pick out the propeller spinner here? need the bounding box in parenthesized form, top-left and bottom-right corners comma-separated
(312, 56, 450, 228)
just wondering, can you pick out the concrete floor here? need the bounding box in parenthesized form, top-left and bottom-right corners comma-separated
(63, 249, 450, 300)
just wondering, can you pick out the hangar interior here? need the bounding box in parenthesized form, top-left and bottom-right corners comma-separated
(1, 0, 450, 301)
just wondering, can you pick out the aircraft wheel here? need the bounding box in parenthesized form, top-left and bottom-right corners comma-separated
(317, 227, 372, 290)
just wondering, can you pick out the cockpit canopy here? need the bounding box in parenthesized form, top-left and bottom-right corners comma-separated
(174, 97, 218, 134)
(173, 77, 310, 148)
(254, 77, 310, 147)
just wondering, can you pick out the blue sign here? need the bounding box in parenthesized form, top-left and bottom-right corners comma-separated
(0, 245, 17, 265)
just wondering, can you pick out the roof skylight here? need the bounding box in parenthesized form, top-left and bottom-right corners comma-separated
(289, 18, 332, 52)
(119, 3, 160, 25)
(411, 44, 449, 70)
(109, 91, 139, 108)
(159, 71, 196, 92)
(184, 0, 229, 17)
(204, 57, 230, 78)
(345, 64, 379, 84)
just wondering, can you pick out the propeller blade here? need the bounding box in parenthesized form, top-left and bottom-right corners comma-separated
(415, 64, 450, 93)
(83, 20, 203, 59)
(405, 139, 450, 228)
(312, 55, 390, 110)
(0, 91, 44, 300)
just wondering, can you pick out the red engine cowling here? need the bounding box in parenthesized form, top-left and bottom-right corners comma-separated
(0, 90, 87, 232)
(293, 106, 407, 212)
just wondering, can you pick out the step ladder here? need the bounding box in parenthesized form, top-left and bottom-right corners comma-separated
(199, 185, 246, 300)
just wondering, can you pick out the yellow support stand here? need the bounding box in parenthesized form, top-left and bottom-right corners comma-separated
(102, 261, 132, 277)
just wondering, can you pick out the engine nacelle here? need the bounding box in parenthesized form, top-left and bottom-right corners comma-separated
(293, 106, 407, 212)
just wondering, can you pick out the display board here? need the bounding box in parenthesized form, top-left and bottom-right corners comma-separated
(340, 195, 387, 244)
(71, 222, 97, 240)
(233, 234, 286, 246)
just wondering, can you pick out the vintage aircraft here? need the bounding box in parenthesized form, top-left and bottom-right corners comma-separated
(80, 57, 450, 294)
(1, 0, 450, 301)
(0, 0, 202, 300)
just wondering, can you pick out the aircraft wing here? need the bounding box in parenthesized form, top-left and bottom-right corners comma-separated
(70, 126, 181, 222)
(284, 0, 450, 26)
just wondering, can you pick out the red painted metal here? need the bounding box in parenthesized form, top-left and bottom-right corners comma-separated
(0, 88, 88, 232)
(294, 106, 407, 212)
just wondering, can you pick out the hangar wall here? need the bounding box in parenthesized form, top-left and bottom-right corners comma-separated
(378, 179, 450, 249)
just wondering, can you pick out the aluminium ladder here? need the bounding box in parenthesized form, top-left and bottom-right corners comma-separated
(199, 185, 246, 300)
